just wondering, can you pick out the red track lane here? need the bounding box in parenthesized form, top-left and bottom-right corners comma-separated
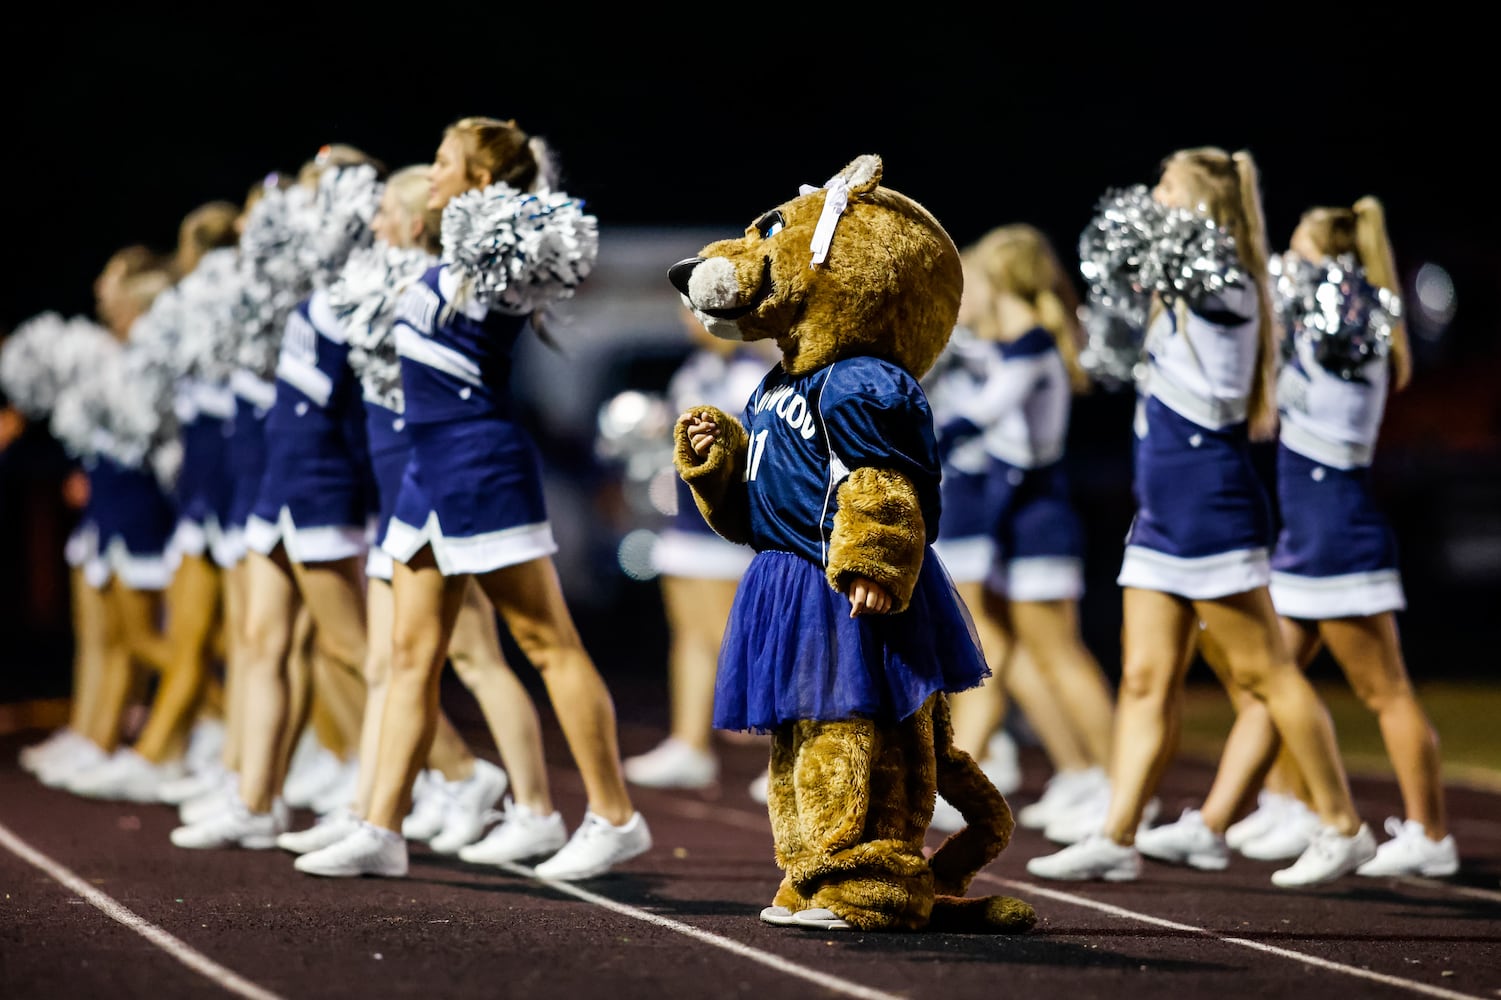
(3, 715, 1499, 1000)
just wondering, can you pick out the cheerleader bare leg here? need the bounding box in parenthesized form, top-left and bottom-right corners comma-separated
(446, 578, 552, 815)
(66, 567, 109, 742)
(366, 552, 468, 833)
(477, 555, 635, 826)
(1321, 613, 1447, 839)
(1011, 598, 1116, 769)
(945, 580, 1011, 761)
(1195, 589, 1361, 835)
(659, 574, 738, 757)
(235, 549, 304, 813)
(1099, 588, 1200, 845)
(133, 553, 222, 763)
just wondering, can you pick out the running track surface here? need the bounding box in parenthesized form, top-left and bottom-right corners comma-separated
(3, 682, 1499, 1000)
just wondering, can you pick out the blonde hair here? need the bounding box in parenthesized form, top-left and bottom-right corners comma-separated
(444, 116, 556, 194)
(384, 164, 442, 255)
(1160, 147, 1278, 440)
(963, 224, 1090, 394)
(297, 143, 388, 189)
(1295, 197, 1411, 391)
(175, 200, 240, 278)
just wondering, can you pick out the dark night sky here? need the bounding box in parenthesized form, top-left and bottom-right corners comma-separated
(3, 8, 1494, 371)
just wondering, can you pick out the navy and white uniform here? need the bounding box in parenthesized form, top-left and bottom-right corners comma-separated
(652, 346, 768, 580)
(167, 377, 238, 570)
(243, 290, 371, 564)
(923, 326, 998, 585)
(941, 325, 1085, 600)
(1268, 331, 1404, 618)
(84, 448, 178, 590)
(713, 357, 990, 733)
(1117, 286, 1274, 598)
(222, 369, 275, 566)
(382, 264, 555, 575)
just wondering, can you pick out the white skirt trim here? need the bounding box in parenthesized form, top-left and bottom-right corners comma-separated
(931, 535, 996, 586)
(651, 529, 753, 580)
(365, 545, 394, 582)
(244, 508, 367, 565)
(85, 537, 172, 591)
(987, 555, 1084, 602)
(1270, 569, 1406, 619)
(64, 523, 98, 569)
(1117, 544, 1270, 601)
(382, 511, 557, 577)
(213, 526, 247, 569)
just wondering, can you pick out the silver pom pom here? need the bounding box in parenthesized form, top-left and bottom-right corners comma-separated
(440, 182, 598, 315)
(235, 185, 315, 379)
(173, 247, 244, 384)
(1, 311, 115, 418)
(298, 164, 383, 291)
(329, 243, 436, 412)
(1078, 184, 1246, 387)
(1272, 252, 1401, 380)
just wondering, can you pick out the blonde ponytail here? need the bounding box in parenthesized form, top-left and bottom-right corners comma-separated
(1232, 150, 1279, 442)
(1353, 196, 1411, 391)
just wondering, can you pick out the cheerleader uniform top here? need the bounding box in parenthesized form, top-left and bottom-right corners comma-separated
(652, 345, 769, 580)
(922, 326, 996, 583)
(946, 326, 1084, 600)
(1117, 283, 1274, 600)
(382, 263, 556, 576)
(711, 355, 990, 733)
(244, 290, 370, 562)
(1269, 327, 1404, 617)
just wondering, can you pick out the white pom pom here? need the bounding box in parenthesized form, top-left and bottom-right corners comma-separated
(439, 182, 599, 315)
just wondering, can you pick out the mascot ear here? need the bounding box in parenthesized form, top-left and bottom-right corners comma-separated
(837, 155, 882, 196)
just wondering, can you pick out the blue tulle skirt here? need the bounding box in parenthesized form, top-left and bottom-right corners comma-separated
(714, 548, 989, 732)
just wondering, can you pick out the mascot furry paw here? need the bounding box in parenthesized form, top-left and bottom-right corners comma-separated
(667, 155, 1036, 933)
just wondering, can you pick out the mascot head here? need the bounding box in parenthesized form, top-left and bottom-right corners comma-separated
(669, 155, 962, 380)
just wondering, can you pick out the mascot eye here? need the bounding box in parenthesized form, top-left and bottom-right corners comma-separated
(755, 211, 786, 239)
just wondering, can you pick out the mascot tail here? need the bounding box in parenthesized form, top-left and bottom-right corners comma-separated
(926, 695, 1038, 933)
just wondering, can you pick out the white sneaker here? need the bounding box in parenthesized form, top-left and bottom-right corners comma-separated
(1135, 808, 1230, 870)
(308, 758, 361, 816)
(170, 797, 290, 850)
(1271, 822, 1378, 887)
(179, 770, 239, 825)
(1044, 786, 1159, 846)
(1355, 817, 1460, 878)
(36, 737, 109, 788)
(159, 762, 229, 806)
(276, 807, 362, 855)
(428, 759, 509, 854)
(67, 747, 187, 803)
(748, 769, 770, 804)
(402, 771, 451, 841)
(930, 794, 966, 833)
(280, 737, 343, 810)
(532, 811, 652, 881)
(1017, 767, 1106, 830)
(458, 798, 568, 865)
(1225, 790, 1294, 851)
(295, 821, 408, 878)
(981, 729, 1022, 797)
(20, 727, 83, 774)
(623, 738, 718, 789)
(1026, 834, 1143, 882)
(1240, 798, 1322, 861)
(184, 718, 227, 776)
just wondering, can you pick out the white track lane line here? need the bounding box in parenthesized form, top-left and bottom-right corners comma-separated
(978, 873, 1494, 1000)
(500, 861, 905, 1000)
(0, 820, 286, 1000)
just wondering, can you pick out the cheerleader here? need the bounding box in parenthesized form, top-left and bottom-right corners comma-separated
(69, 202, 243, 803)
(171, 148, 387, 850)
(336, 116, 649, 881)
(620, 307, 776, 794)
(5, 250, 150, 782)
(43, 263, 182, 791)
(1028, 148, 1376, 887)
(925, 228, 1117, 834)
(285, 164, 554, 873)
(1135, 197, 1457, 878)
